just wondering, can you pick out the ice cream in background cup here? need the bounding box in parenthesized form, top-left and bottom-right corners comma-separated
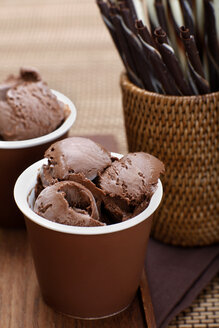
(14, 146, 163, 319)
(0, 68, 77, 228)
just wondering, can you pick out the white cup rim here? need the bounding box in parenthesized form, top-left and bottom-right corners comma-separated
(14, 152, 163, 235)
(0, 90, 77, 149)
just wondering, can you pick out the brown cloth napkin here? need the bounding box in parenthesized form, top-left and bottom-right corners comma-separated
(146, 238, 219, 328)
(81, 135, 219, 327)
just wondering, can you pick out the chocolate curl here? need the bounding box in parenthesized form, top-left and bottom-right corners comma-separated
(154, 27, 193, 95)
(203, 0, 219, 91)
(180, 26, 210, 94)
(138, 34, 181, 95)
(155, 0, 169, 36)
(154, 26, 168, 43)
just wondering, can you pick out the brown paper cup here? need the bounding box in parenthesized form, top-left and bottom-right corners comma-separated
(0, 90, 76, 228)
(14, 155, 163, 319)
(120, 72, 219, 246)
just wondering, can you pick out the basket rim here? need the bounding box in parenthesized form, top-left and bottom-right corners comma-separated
(120, 72, 219, 100)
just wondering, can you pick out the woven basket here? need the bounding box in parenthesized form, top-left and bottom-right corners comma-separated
(120, 73, 219, 246)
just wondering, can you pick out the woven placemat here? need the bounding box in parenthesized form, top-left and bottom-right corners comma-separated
(169, 274, 219, 328)
(0, 1, 218, 327)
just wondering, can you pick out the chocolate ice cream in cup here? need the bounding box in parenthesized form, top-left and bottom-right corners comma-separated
(14, 153, 163, 319)
(0, 68, 76, 228)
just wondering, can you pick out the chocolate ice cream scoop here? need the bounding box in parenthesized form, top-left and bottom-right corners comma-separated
(0, 67, 66, 141)
(34, 181, 104, 227)
(98, 152, 165, 221)
(34, 138, 164, 226)
(40, 137, 112, 186)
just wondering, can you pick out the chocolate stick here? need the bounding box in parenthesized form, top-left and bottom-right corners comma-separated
(124, 0, 138, 22)
(180, 0, 203, 61)
(203, 0, 219, 63)
(118, 15, 157, 91)
(135, 20, 163, 92)
(180, 26, 210, 94)
(155, 0, 169, 36)
(97, 1, 123, 58)
(188, 62, 212, 95)
(110, 13, 144, 87)
(146, 0, 160, 33)
(138, 34, 181, 95)
(135, 20, 157, 48)
(154, 27, 193, 95)
(165, 0, 188, 75)
(179, 0, 195, 37)
(135, 20, 161, 92)
(120, 6, 136, 33)
(180, 27, 208, 77)
(97, 1, 142, 87)
(203, 0, 219, 91)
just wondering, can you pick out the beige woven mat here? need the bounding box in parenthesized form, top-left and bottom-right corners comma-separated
(0, 1, 218, 327)
(0, 0, 126, 153)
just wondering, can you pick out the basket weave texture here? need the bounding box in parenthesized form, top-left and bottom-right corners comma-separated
(120, 73, 219, 246)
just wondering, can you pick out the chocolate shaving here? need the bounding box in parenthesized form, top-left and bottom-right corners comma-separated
(20, 67, 41, 82)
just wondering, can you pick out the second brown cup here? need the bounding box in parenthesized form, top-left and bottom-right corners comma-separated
(0, 90, 76, 228)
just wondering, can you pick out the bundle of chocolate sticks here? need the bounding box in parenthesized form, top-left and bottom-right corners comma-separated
(97, 0, 219, 95)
